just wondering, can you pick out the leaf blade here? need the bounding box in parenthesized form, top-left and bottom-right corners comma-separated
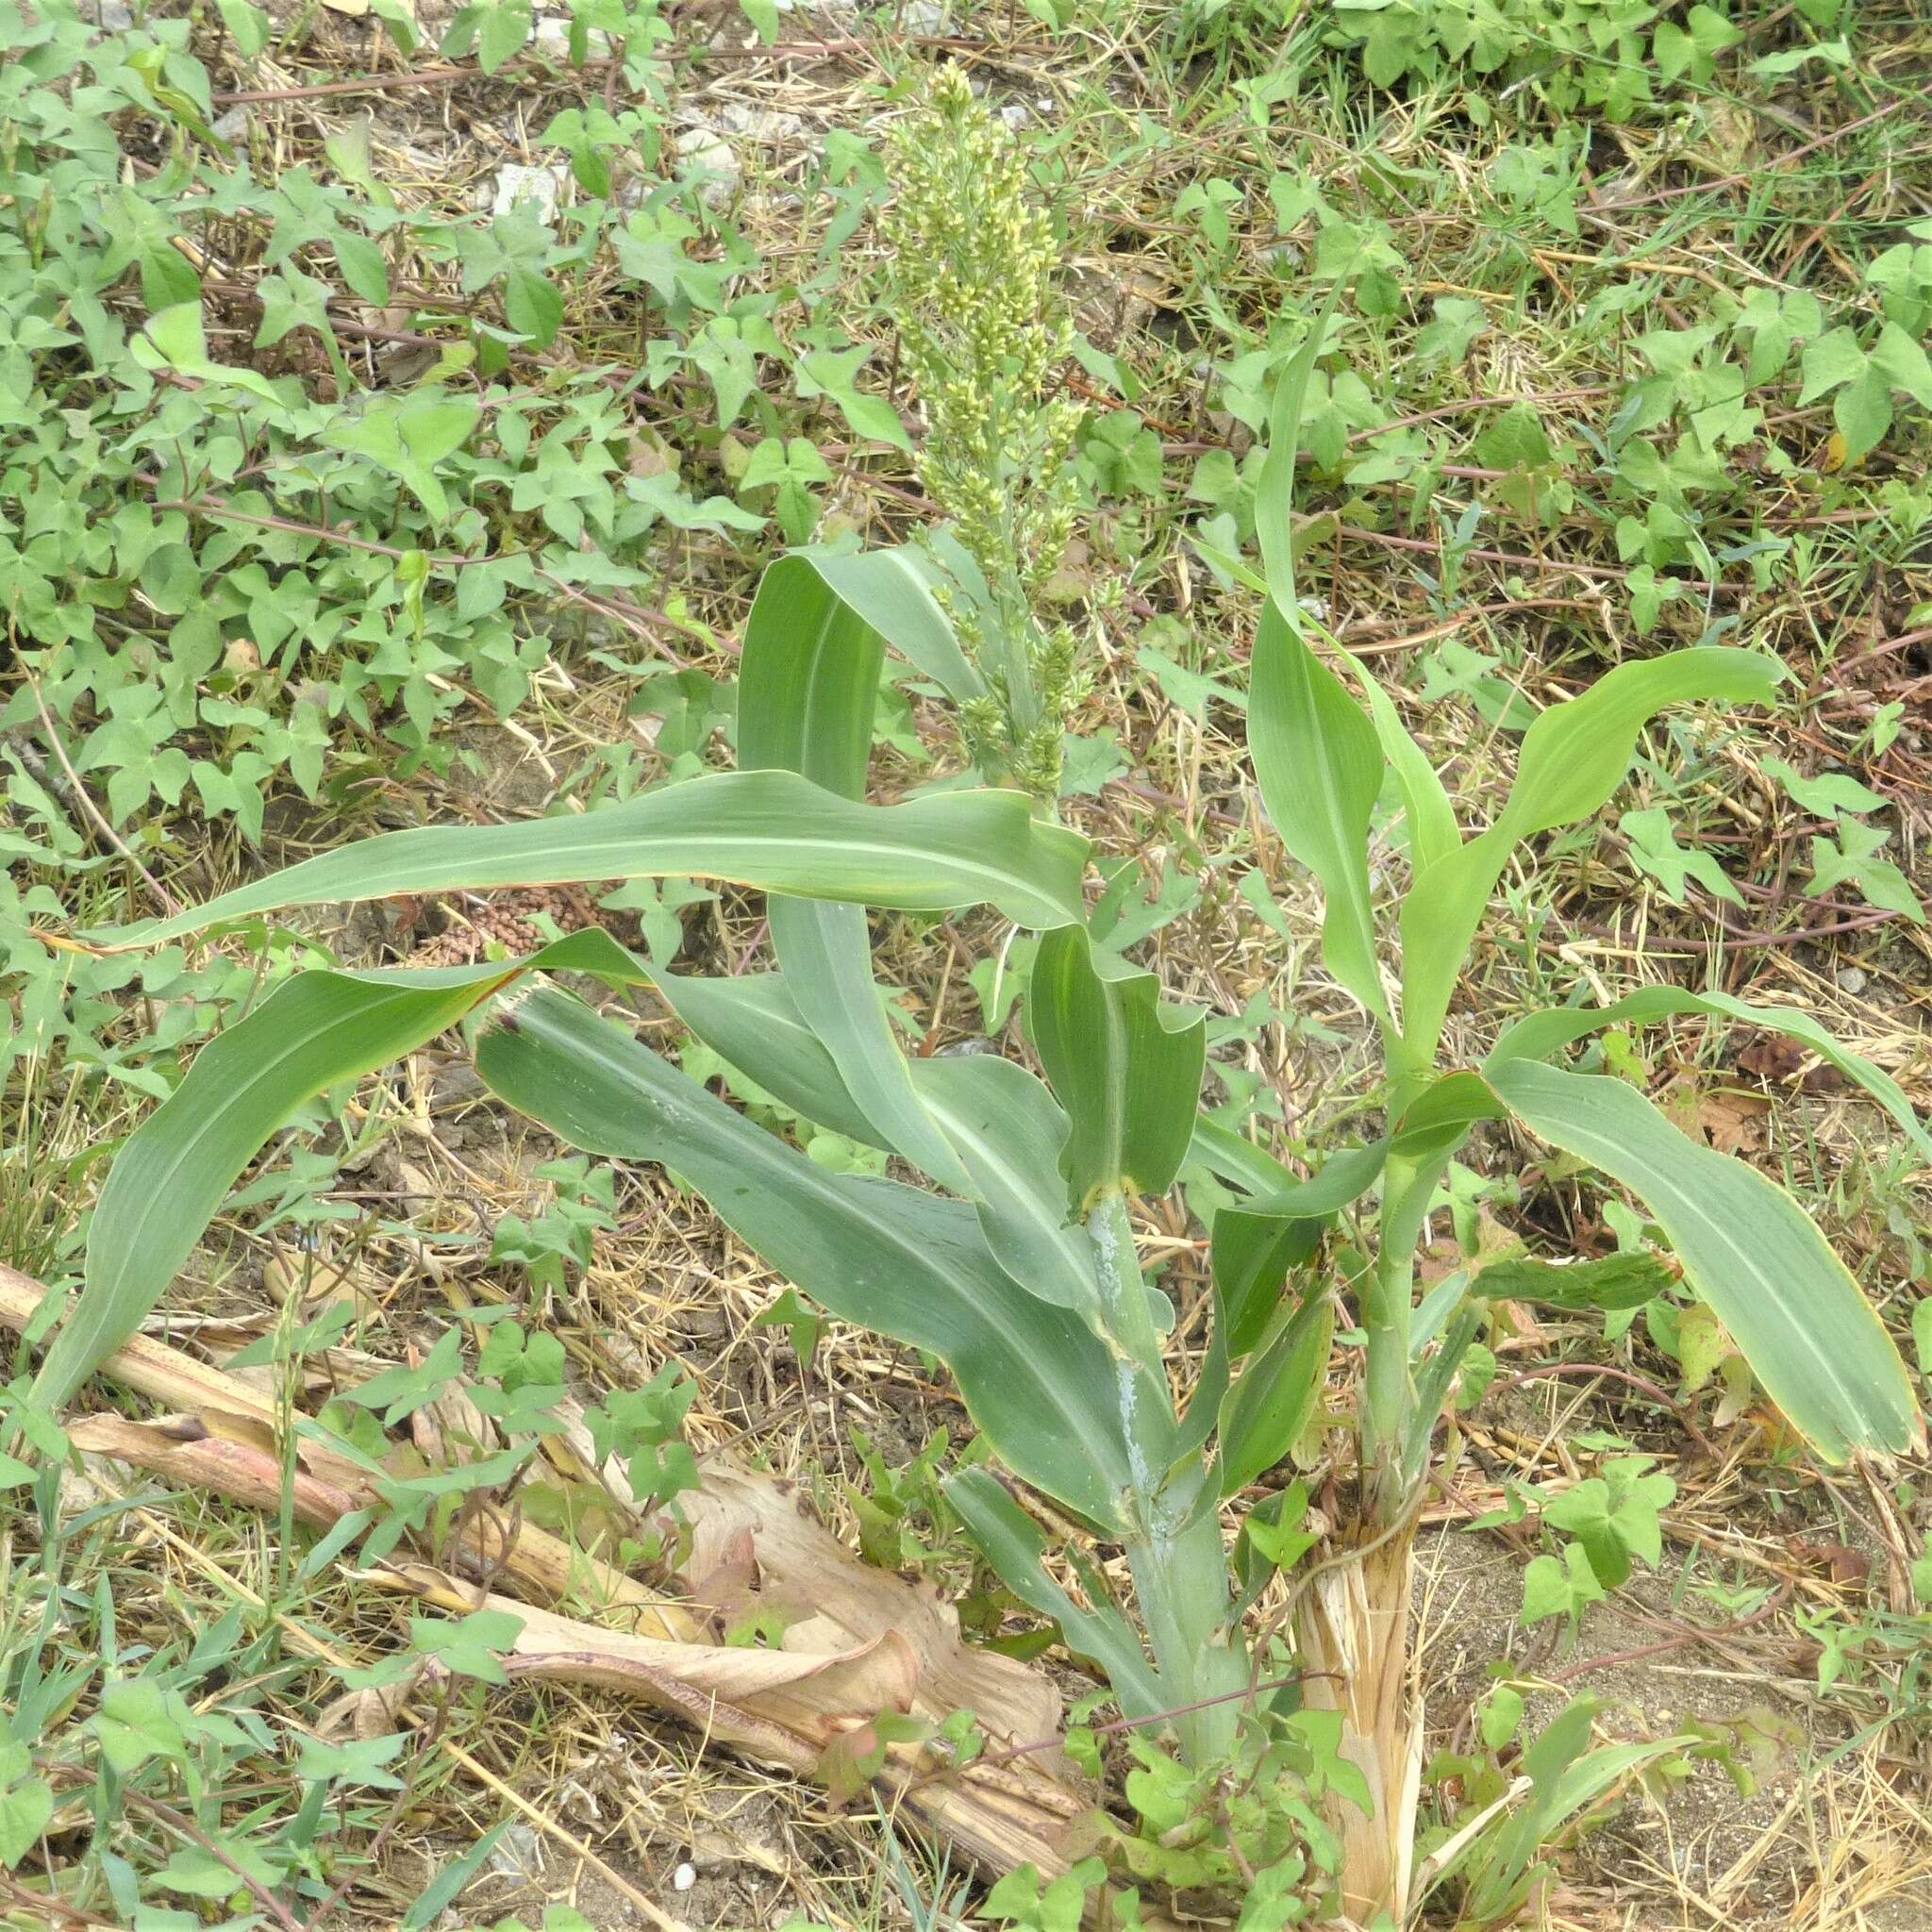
(1485, 985, 1932, 1167)
(1400, 650, 1783, 1059)
(109, 772, 1090, 946)
(32, 931, 643, 1409)
(946, 1469, 1161, 1719)
(1026, 926, 1206, 1208)
(475, 987, 1141, 1525)
(1217, 1293, 1334, 1496)
(1249, 600, 1393, 1032)
(741, 559, 974, 1195)
(1486, 1058, 1920, 1461)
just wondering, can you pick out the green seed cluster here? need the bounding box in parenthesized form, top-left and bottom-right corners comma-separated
(882, 67, 1090, 799)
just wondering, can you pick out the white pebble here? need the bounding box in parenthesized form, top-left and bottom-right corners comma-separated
(491, 162, 565, 225)
(529, 13, 611, 58)
(673, 127, 741, 209)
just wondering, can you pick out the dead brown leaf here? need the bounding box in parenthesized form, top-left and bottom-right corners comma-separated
(1692, 1085, 1773, 1156)
(1736, 1032, 1845, 1093)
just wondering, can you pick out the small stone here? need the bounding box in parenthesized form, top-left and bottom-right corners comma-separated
(58, 1467, 106, 1516)
(530, 14, 612, 60)
(1838, 965, 1868, 996)
(673, 127, 741, 209)
(711, 102, 807, 146)
(672, 1862, 697, 1893)
(491, 163, 566, 225)
(430, 1060, 489, 1109)
(211, 107, 248, 143)
(485, 1822, 545, 1882)
(901, 0, 947, 30)
(997, 101, 1031, 130)
(97, 0, 133, 27)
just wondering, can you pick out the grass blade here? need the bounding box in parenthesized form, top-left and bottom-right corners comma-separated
(475, 985, 1143, 1527)
(649, 969, 1102, 1315)
(1400, 649, 1783, 1062)
(1485, 985, 1932, 1165)
(1249, 598, 1394, 1037)
(946, 1468, 1162, 1720)
(1027, 924, 1206, 1210)
(741, 552, 977, 1195)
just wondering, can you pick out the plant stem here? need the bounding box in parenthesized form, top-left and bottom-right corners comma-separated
(1088, 1187, 1245, 1763)
(1086, 1183, 1172, 1529)
(1087, 1185, 1163, 1381)
(1128, 1486, 1247, 1766)
(1361, 1153, 1436, 1525)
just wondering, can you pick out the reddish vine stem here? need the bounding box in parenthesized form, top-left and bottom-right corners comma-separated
(1498, 1362, 1719, 1463)
(1545, 1581, 1793, 1685)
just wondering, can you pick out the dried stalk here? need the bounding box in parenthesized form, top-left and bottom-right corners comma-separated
(0, 1263, 688, 1633)
(0, 1265, 1098, 1894)
(1293, 1530, 1424, 1929)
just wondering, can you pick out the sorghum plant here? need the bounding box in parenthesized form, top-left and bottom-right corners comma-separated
(25, 282, 1925, 1932)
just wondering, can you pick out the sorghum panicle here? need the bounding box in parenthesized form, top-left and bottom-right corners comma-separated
(882, 67, 1095, 798)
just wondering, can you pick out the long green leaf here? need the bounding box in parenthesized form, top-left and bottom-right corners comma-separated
(1455, 1696, 1687, 1924)
(791, 544, 986, 704)
(1027, 925, 1206, 1210)
(1189, 1116, 1320, 1197)
(1249, 599, 1393, 1035)
(475, 986, 1142, 1527)
(1209, 1139, 1389, 1356)
(945, 1469, 1161, 1720)
(1249, 275, 1396, 1034)
(110, 771, 1090, 946)
(1485, 986, 1932, 1166)
(1340, 653, 1459, 882)
(1485, 1058, 1920, 1461)
(33, 930, 643, 1410)
(647, 969, 879, 1144)
(1400, 649, 1783, 1060)
(737, 556, 887, 791)
(740, 560, 974, 1195)
(1496, 650, 1784, 846)
(765, 900, 975, 1195)
(1217, 1292, 1334, 1496)
(908, 1056, 1101, 1316)
(1256, 275, 1350, 616)
(1390, 1070, 1506, 1161)
(646, 971, 1099, 1315)
(1452, 1696, 1596, 1921)
(1211, 1213, 1325, 1359)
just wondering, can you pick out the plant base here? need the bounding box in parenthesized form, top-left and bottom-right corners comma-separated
(1293, 1529, 1422, 1929)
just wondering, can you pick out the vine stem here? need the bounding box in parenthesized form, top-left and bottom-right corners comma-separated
(38, 1767, 305, 1932)
(21, 670, 180, 915)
